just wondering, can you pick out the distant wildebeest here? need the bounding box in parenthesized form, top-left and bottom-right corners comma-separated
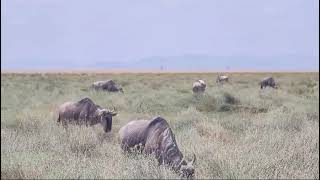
(260, 77, 278, 89)
(57, 97, 117, 132)
(192, 80, 206, 93)
(119, 117, 196, 178)
(216, 75, 229, 83)
(91, 80, 124, 93)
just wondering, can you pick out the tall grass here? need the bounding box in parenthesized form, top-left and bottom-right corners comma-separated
(1, 72, 319, 179)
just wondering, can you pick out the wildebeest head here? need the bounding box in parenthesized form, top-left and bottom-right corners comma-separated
(178, 154, 196, 179)
(96, 107, 117, 132)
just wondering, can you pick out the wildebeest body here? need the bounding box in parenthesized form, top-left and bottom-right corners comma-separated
(216, 75, 229, 83)
(119, 117, 196, 178)
(260, 77, 277, 89)
(192, 80, 206, 93)
(92, 80, 123, 92)
(58, 98, 99, 124)
(58, 97, 117, 132)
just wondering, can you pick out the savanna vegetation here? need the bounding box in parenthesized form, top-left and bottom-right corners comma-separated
(1, 72, 319, 179)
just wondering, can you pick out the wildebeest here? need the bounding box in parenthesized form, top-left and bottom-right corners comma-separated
(57, 97, 117, 132)
(119, 117, 196, 178)
(192, 80, 206, 93)
(91, 80, 124, 93)
(260, 77, 278, 89)
(216, 75, 229, 83)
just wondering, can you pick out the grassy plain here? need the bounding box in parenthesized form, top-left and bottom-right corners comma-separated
(1, 72, 319, 179)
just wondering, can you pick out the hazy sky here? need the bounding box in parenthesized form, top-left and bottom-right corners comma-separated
(1, 0, 319, 69)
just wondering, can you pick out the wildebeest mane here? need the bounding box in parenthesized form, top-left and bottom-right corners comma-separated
(78, 97, 94, 104)
(146, 117, 183, 168)
(75, 97, 99, 120)
(148, 117, 169, 129)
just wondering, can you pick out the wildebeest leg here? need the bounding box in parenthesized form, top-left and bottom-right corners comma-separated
(134, 143, 143, 153)
(57, 115, 68, 128)
(57, 119, 68, 131)
(84, 114, 89, 127)
(121, 143, 131, 152)
(144, 145, 163, 165)
(62, 120, 68, 129)
(157, 157, 164, 166)
(57, 114, 61, 123)
(156, 150, 164, 166)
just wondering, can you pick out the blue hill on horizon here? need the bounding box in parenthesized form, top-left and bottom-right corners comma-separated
(89, 55, 319, 71)
(2, 55, 319, 71)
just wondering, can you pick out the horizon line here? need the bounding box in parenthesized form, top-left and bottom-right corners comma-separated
(1, 68, 319, 74)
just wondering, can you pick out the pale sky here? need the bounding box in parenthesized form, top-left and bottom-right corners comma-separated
(1, 0, 319, 70)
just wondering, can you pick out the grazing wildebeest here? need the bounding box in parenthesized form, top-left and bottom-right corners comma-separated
(119, 117, 196, 178)
(260, 77, 278, 89)
(216, 75, 229, 83)
(57, 97, 117, 132)
(192, 80, 206, 93)
(91, 80, 124, 93)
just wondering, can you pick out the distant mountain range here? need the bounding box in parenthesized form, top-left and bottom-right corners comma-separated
(3, 55, 319, 71)
(88, 55, 319, 71)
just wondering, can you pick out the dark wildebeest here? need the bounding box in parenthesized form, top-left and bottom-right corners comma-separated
(91, 80, 124, 93)
(216, 75, 229, 83)
(119, 117, 196, 178)
(192, 80, 206, 94)
(260, 77, 278, 89)
(57, 97, 117, 132)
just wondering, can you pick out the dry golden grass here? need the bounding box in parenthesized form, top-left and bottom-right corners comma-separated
(1, 72, 319, 179)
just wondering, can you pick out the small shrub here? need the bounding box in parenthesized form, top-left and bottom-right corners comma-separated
(1, 165, 26, 179)
(306, 112, 319, 122)
(223, 92, 240, 105)
(174, 107, 204, 131)
(195, 94, 217, 112)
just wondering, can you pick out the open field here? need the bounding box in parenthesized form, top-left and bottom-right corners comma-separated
(1, 72, 319, 179)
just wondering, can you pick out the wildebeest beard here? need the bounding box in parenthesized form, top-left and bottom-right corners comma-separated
(101, 115, 112, 132)
(106, 116, 112, 132)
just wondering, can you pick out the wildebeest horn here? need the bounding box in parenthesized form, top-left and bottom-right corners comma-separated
(110, 106, 115, 113)
(108, 106, 117, 116)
